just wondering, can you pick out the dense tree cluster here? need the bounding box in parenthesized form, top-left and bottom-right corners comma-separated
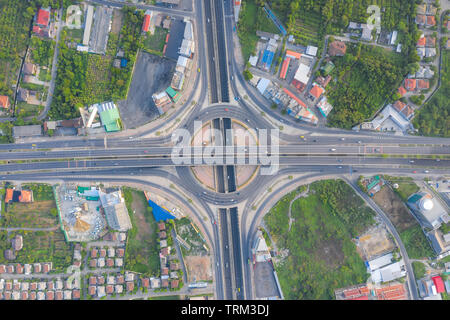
(326, 44, 405, 129)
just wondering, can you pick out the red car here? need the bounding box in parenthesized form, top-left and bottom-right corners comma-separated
(412, 170, 417, 173)
(225, 108, 229, 111)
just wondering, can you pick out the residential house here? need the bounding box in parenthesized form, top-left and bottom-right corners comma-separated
(0, 96, 10, 109)
(417, 79, 430, 90)
(404, 78, 417, 91)
(329, 40, 347, 56)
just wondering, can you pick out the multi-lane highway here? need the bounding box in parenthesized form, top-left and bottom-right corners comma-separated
(0, 0, 449, 301)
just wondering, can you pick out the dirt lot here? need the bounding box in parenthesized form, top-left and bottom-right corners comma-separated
(184, 255, 213, 283)
(372, 186, 416, 232)
(254, 261, 279, 298)
(111, 9, 123, 35)
(356, 225, 395, 260)
(117, 51, 175, 129)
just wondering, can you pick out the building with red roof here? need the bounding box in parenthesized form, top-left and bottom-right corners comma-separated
(404, 78, 417, 91)
(426, 16, 436, 26)
(291, 79, 306, 93)
(417, 37, 426, 47)
(72, 289, 81, 299)
(142, 14, 151, 33)
(432, 276, 445, 293)
(282, 88, 306, 108)
(0, 96, 10, 109)
(36, 8, 50, 27)
(309, 85, 324, 100)
(279, 57, 290, 80)
(398, 86, 407, 97)
(417, 79, 430, 90)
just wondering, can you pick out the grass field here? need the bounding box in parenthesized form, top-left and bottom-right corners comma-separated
(382, 175, 420, 202)
(82, 54, 113, 105)
(2, 201, 58, 229)
(143, 27, 168, 55)
(413, 50, 450, 137)
(15, 102, 44, 118)
(123, 187, 160, 276)
(237, 0, 281, 62)
(265, 179, 374, 299)
(400, 225, 435, 259)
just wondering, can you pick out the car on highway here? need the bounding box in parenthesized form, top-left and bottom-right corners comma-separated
(300, 136, 305, 140)
(409, 160, 415, 163)
(412, 170, 417, 173)
(340, 138, 345, 141)
(337, 166, 343, 169)
(144, 150, 148, 154)
(197, 68, 200, 72)
(330, 148, 336, 152)
(234, 96, 239, 101)
(424, 170, 430, 173)
(225, 108, 229, 111)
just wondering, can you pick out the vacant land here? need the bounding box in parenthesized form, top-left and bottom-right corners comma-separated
(254, 261, 279, 298)
(413, 50, 450, 137)
(237, 0, 280, 62)
(265, 179, 374, 299)
(184, 256, 212, 283)
(2, 201, 58, 229)
(356, 225, 395, 261)
(0, 230, 72, 271)
(326, 44, 406, 129)
(370, 179, 433, 259)
(123, 187, 160, 276)
(372, 186, 417, 232)
(175, 217, 208, 256)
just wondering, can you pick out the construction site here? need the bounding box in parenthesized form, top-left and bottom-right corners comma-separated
(55, 184, 107, 242)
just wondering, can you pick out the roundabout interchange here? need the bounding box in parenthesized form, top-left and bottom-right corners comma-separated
(1, 0, 449, 301)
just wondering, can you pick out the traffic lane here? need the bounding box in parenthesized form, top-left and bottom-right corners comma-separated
(0, 156, 448, 173)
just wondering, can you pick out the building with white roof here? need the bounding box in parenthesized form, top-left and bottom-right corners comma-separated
(253, 231, 271, 262)
(248, 55, 258, 67)
(367, 253, 394, 272)
(293, 63, 310, 85)
(306, 45, 318, 57)
(407, 192, 449, 229)
(99, 189, 132, 232)
(256, 78, 271, 95)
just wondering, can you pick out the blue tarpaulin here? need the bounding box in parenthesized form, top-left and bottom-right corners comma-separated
(148, 198, 176, 222)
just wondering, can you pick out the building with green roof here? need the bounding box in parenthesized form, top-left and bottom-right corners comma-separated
(99, 107, 121, 132)
(166, 87, 180, 103)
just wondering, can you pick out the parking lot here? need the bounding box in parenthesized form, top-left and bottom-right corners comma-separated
(254, 262, 280, 299)
(117, 51, 175, 129)
(165, 19, 186, 61)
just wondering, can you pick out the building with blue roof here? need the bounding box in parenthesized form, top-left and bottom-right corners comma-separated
(148, 198, 176, 222)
